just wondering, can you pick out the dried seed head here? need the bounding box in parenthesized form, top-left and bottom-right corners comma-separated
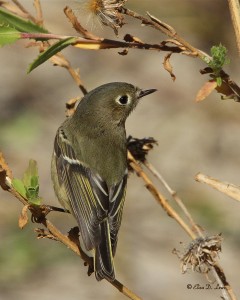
(76, 0, 127, 35)
(178, 234, 223, 275)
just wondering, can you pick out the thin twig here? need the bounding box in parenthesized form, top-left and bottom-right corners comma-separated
(122, 8, 201, 57)
(19, 32, 184, 53)
(227, 0, 240, 55)
(51, 52, 88, 95)
(195, 172, 240, 203)
(34, 0, 43, 26)
(64, 6, 101, 40)
(212, 265, 237, 300)
(11, 0, 37, 22)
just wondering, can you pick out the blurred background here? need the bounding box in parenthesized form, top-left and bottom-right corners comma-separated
(0, 0, 240, 299)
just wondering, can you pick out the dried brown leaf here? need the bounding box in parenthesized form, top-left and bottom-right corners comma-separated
(163, 53, 176, 81)
(0, 152, 12, 190)
(0, 152, 12, 178)
(215, 81, 236, 98)
(196, 80, 217, 102)
(118, 49, 128, 56)
(19, 205, 29, 229)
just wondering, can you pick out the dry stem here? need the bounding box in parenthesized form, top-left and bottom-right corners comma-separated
(195, 172, 240, 203)
(33, 0, 43, 25)
(227, 0, 240, 55)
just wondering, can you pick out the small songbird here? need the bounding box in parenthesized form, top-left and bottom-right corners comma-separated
(51, 82, 156, 281)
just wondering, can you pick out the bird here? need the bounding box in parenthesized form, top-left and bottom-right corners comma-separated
(51, 82, 156, 281)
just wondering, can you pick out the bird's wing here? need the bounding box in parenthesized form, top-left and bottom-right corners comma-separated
(108, 171, 128, 256)
(53, 128, 109, 251)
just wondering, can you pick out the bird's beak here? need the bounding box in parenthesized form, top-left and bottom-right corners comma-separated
(138, 88, 157, 99)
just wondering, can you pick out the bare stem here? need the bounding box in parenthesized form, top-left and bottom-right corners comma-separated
(11, 0, 37, 22)
(64, 6, 101, 40)
(195, 172, 240, 203)
(33, 0, 43, 25)
(227, 0, 240, 55)
(212, 265, 237, 300)
(53, 52, 88, 95)
(122, 8, 202, 57)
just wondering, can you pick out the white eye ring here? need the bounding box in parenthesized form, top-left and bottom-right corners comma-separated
(116, 94, 131, 106)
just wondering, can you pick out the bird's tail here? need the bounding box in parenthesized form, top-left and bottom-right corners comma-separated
(95, 219, 115, 281)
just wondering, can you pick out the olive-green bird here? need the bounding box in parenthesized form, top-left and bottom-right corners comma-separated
(51, 82, 156, 281)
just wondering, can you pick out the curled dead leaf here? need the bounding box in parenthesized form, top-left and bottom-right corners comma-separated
(163, 52, 176, 81)
(19, 205, 29, 229)
(118, 49, 128, 56)
(196, 80, 217, 102)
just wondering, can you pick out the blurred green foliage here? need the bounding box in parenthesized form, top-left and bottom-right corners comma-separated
(0, 222, 75, 285)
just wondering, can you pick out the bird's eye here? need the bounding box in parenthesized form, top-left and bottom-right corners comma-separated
(117, 95, 130, 105)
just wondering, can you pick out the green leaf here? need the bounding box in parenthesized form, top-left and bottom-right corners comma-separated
(11, 160, 42, 205)
(28, 37, 77, 73)
(28, 197, 42, 206)
(205, 44, 230, 76)
(22, 160, 42, 205)
(30, 175, 39, 188)
(12, 179, 27, 198)
(0, 8, 48, 33)
(210, 44, 229, 69)
(0, 25, 21, 47)
(23, 159, 38, 188)
(26, 187, 41, 205)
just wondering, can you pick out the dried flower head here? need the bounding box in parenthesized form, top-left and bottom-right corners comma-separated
(179, 234, 223, 274)
(127, 136, 158, 171)
(77, 0, 127, 35)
